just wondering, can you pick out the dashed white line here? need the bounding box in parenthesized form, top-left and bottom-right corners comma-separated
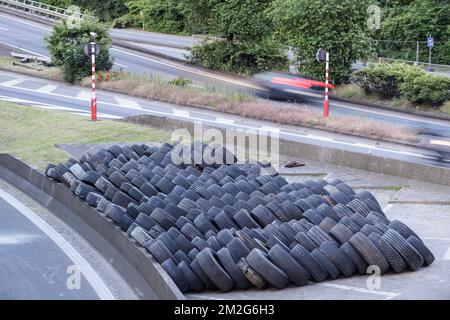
(76, 90, 92, 101)
(0, 188, 115, 300)
(319, 283, 401, 300)
(0, 26, 8, 31)
(0, 40, 50, 59)
(35, 84, 58, 94)
(0, 78, 24, 87)
(114, 96, 143, 110)
(443, 247, 450, 260)
(113, 62, 129, 68)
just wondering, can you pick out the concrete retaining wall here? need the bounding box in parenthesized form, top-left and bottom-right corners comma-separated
(0, 153, 184, 300)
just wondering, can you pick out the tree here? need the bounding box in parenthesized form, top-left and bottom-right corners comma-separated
(380, 0, 450, 64)
(268, 0, 374, 83)
(188, 0, 288, 75)
(46, 17, 114, 83)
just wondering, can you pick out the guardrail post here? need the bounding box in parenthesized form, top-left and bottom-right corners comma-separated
(323, 51, 330, 118)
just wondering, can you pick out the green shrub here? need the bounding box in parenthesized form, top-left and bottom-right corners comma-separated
(400, 74, 450, 106)
(190, 39, 288, 75)
(46, 17, 114, 83)
(352, 63, 425, 99)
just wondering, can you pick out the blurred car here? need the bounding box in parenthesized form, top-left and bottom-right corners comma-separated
(253, 72, 335, 100)
(417, 128, 450, 161)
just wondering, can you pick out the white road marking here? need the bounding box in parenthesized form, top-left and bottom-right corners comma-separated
(0, 94, 120, 119)
(76, 90, 92, 101)
(113, 62, 129, 68)
(422, 237, 450, 242)
(319, 283, 401, 300)
(114, 96, 142, 110)
(72, 112, 121, 119)
(0, 13, 52, 31)
(35, 84, 58, 93)
(0, 78, 24, 87)
(0, 233, 39, 245)
(172, 109, 190, 118)
(0, 188, 115, 300)
(0, 39, 50, 59)
(443, 247, 450, 260)
(0, 26, 8, 31)
(110, 47, 260, 89)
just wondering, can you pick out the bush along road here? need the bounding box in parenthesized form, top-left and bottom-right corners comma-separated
(45, 142, 435, 293)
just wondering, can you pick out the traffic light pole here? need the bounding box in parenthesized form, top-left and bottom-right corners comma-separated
(91, 41, 97, 122)
(323, 51, 330, 118)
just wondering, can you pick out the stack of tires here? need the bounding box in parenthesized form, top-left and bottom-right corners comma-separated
(46, 143, 434, 293)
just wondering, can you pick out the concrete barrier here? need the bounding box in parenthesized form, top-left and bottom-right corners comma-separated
(0, 153, 184, 300)
(121, 114, 450, 186)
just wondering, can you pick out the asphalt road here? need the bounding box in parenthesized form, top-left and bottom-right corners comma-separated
(0, 70, 449, 169)
(0, 187, 113, 299)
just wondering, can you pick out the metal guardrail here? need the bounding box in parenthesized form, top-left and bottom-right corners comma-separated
(0, 0, 91, 21)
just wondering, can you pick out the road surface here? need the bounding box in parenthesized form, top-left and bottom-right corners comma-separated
(0, 182, 132, 299)
(0, 70, 449, 169)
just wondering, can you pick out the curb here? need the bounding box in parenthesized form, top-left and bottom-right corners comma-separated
(0, 153, 185, 300)
(331, 95, 450, 122)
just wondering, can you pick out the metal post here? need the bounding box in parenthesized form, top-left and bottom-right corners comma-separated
(90, 41, 97, 122)
(428, 45, 432, 71)
(323, 51, 330, 118)
(416, 41, 419, 65)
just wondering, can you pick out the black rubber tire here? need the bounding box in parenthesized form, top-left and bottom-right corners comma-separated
(109, 171, 129, 188)
(181, 223, 205, 241)
(226, 238, 251, 262)
(233, 209, 261, 229)
(80, 171, 100, 186)
(268, 244, 309, 286)
(135, 212, 157, 231)
(349, 232, 390, 274)
(192, 236, 209, 251)
(206, 236, 221, 251)
(340, 242, 368, 275)
(104, 203, 125, 225)
(251, 205, 276, 227)
(162, 259, 190, 293)
(216, 247, 251, 290)
(130, 226, 152, 247)
(194, 213, 219, 234)
(177, 260, 205, 293)
(360, 224, 382, 237)
(174, 233, 195, 254)
(140, 182, 159, 198)
(367, 212, 390, 226)
(311, 248, 340, 279)
(112, 191, 136, 208)
(217, 229, 235, 247)
(339, 216, 361, 234)
(119, 214, 134, 232)
(303, 209, 324, 225)
(319, 241, 356, 277)
(157, 233, 179, 254)
(290, 244, 328, 282)
(196, 248, 234, 292)
(294, 232, 318, 252)
(86, 192, 103, 207)
(237, 258, 268, 289)
(147, 240, 177, 264)
(389, 220, 420, 240)
(246, 249, 289, 289)
(320, 217, 337, 232)
(150, 207, 177, 230)
(214, 211, 239, 230)
(368, 233, 406, 273)
(382, 229, 424, 271)
(407, 236, 435, 266)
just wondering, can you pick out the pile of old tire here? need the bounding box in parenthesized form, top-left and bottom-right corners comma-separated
(45, 142, 434, 294)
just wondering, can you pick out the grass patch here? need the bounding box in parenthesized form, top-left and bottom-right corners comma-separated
(441, 101, 450, 116)
(0, 101, 170, 170)
(0, 56, 63, 81)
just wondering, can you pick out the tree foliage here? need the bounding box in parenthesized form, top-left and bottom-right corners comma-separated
(380, 0, 450, 64)
(268, 0, 374, 83)
(46, 18, 114, 83)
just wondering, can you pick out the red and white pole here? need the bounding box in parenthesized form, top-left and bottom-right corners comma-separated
(90, 42, 97, 121)
(323, 51, 330, 118)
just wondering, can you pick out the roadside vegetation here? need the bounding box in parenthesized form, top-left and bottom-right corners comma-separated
(0, 101, 169, 169)
(335, 63, 450, 114)
(46, 16, 114, 83)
